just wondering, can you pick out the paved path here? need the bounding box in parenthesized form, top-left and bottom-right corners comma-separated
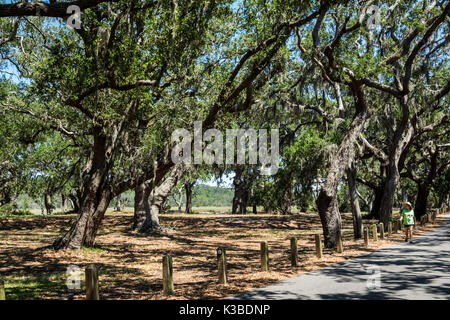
(231, 213, 450, 300)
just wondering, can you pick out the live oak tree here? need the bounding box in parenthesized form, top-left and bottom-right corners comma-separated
(401, 125, 449, 218)
(291, 0, 449, 246)
(3, 0, 447, 252)
(7, 0, 226, 249)
(291, 1, 376, 247)
(359, 0, 449, 225)
(133, 165, 185, 233)
(0, 85, 29, 207)
(4, 0, 328, 250)
(130, 1, 332, 229)
(432, 168, 450, 209)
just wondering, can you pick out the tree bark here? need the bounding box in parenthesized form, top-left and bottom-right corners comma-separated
(53, 167, 112, 250)
(53, 129, 114, 250)
(378, 163, 400, 224)
(61, 194, 67, 214)
(134, 166, 184, 233)
(133, 182, 151, 231)
(347, 161, 363, 239)
(378, 123, 414, 225)
(185, 181, 194, 214)
(68, 192, 81, 213)
(143, 167, 184, 232)
(414, 183, 430, 219)
(44, 193, 53, 215)
(115, 195, 122, 212)
(177, 187, 183, 212)
(413, 147, 440, 219)
(232, 167, 248, 214)
(368, 184, 384, 219)
(281, 188, 292, 215)
(316, 86, 370, 248)
(0, 190, 13, 208)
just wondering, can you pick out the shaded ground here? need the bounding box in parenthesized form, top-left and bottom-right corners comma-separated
(232, 213, 450, 300)
(0, 210, 445, 300)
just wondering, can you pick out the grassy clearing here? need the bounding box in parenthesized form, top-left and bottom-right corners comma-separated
(0, 210, 445, 300)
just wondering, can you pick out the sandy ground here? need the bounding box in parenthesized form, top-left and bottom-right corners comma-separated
(0, 210, 445, 300)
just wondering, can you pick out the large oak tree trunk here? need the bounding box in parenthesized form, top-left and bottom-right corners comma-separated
(414, 183, 430, 219)
(53, 128, 114, 250)
(61, 194, 67, 214)
(144, 167, 183, 232)
(185, 181, 194, 214)
(413, 148, 439, 219)
(378, 110, 415, 224)
(134, 166, 183, 233)
(232, 167, 248, 214)
(281, 188, 292, 215)
(0, 188, 14, 208)
(316, 87, 370, 248)
(378, 163, 400, 225)
(115, 195, 123, 212)
(133, 182, 151, 231)
(347, 161, 363, 239)
(438, 193, 449, 209)
(44, 193, 53, 215)
(133, 181, 164, 233)
(68, 192, 81, 213)
(177, 188, 183, 211)
(368, 184, 384, 219)
(53, 167, 112, 250)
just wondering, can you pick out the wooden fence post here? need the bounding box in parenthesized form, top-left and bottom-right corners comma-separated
(387, 221, 392, 237)
(363, 227, 369, 247)
(217, 247, 227, 284)
(372, 224, 378, 242)
(260, 241, 269, 271)
(336, 232, 343, 253)
(379, 222, 384, 239)
(163, 255, 174, 295)
(85, 264, 99, 300)
(290, 238, 298, 267)
(0, 280, 5, 300)
(315, 234, 323, 259)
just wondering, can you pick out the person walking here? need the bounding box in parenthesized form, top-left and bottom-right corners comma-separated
(401, 201, 415, 242)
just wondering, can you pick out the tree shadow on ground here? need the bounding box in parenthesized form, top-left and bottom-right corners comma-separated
(232, 215, 450, 300)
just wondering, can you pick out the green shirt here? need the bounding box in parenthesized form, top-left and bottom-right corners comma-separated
(402, 209, 415, 226)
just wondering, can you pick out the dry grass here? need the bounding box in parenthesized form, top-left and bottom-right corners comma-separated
(0, 210, 446, 300)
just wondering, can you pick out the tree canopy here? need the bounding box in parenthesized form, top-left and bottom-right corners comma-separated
(0, 0, 448, 249)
